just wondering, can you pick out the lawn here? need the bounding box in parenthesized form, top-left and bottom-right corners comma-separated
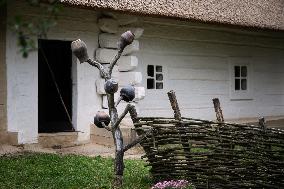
(0, 153, 151, 189)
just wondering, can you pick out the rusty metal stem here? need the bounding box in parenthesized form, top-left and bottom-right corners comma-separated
(109, 51, 122, 77)
(107, 93, 124, 188)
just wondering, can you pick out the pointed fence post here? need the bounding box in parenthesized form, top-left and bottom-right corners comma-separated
(259, 117, 266, 131)
(167, 90, 191, 173)
(212, 98, 225, 188)
(212, 98, 224, 123)
(167, 90, 182, 121)
(259, 117, 271, 150)
(212, 98, 234, 151)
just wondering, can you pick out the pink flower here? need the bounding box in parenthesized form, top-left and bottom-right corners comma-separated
(151, 179, 195, 189)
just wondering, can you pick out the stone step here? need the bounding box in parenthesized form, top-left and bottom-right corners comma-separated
(0, 131, 18, 145)
(38, 132, 83, 148)
(90, 125, 138, 147)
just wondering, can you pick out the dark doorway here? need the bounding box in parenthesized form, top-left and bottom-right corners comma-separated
(38, 39, 73, 133)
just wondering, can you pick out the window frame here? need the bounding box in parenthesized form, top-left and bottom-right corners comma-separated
(234, 65, 248, 91)
(146, 64, 164, 90)
(229, 58, 253, 100)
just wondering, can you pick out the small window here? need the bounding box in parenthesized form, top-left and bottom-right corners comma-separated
(156, 66, 162, 72)
(230, 58, 252, 100)
(156, 82, 163, 89)
(147, 78, 154, 89)
(147, 65, 154, 77)
(156, 74, 163, 81)
(234, 66, 247, 91)
(147, 65, 163, 89)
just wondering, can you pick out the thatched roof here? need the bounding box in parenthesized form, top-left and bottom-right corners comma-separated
(60, 0, 284, 30)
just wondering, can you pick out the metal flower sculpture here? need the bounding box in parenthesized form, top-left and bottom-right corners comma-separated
(71, 31, 145, 188)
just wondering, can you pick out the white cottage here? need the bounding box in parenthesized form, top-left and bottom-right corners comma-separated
(0, 0, 284, 146)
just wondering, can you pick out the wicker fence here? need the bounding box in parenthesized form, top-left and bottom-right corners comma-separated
(128, 91, 284, 188)
(133, 117, 284, 188)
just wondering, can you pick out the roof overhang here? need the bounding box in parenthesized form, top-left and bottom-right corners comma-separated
(60, 0, 284, 31)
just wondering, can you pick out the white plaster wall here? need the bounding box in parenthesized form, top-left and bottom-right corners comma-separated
(6, 23, 38, 143)
(6, 1, 101, 143)
(136, 17, 284, 120)
(5, 2, 284, 143)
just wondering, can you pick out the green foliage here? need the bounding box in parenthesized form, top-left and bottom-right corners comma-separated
(0, 153, 152, 189)
(1, 0, 62, 57)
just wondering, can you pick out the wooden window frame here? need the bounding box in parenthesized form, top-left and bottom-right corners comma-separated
(229, 58, 253, 100)
(147, 65, 164, 90)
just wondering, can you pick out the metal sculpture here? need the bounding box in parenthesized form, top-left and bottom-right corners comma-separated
(71, 31, 147, 188)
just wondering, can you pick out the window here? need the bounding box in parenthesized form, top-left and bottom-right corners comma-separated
(147, 65, 163, 89)
(234, 66, 247, 91)
(229, 58, 252, 100)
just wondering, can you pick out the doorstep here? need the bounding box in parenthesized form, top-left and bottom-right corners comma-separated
(0, 131, 18, 145)
(90, 125, 138, 147)
(38, 132, 87, 148)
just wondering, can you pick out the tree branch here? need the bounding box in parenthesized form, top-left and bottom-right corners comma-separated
(109, 51, 122, 77)
(87, 59, 109, 79)
(123, 129, 152, 152)
(113, 104, 134, 129)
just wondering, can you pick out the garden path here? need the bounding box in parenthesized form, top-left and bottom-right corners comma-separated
(0, 143, 144, 159)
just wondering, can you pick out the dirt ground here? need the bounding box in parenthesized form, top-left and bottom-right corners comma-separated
(265, 119, 284, 129)
(248, 119, 284, 129)
(0, 143, 145, 159)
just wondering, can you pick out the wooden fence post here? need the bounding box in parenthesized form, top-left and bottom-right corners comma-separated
(167, 90, 192, 176)
(212, 98, 233, 151)
(212, 98, 224, 123)
(259, 117, 271, 150)
(167, 90, 182, 121)
(259, 117, 266, 131)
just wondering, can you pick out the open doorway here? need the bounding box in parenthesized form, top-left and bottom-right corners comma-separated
(38, 39, 73, 133)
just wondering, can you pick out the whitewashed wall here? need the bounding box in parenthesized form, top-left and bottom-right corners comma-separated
(5, 2, 284, 143)
(6, 1, 101, 143)
(136, 17, 284, 120)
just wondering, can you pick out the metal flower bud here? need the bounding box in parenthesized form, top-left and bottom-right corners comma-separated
(71, 39, 89, 63)
(104, 79, 118, 94)
(120, 85, 135, 102)
(93, 111, 110, 128)
(118, 31, 135, 52)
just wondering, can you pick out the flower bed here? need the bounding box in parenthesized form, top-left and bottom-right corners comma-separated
(151, 180, 195, 189)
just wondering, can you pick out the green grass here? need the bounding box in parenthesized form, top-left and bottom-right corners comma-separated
(0, 153, 151, 189)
